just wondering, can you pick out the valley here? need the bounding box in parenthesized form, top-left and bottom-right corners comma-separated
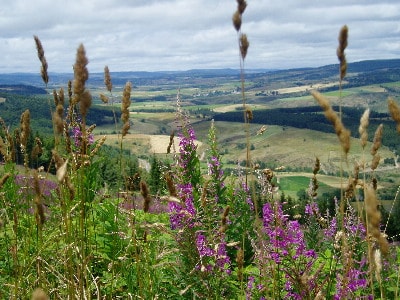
(1, 59, 400, 199)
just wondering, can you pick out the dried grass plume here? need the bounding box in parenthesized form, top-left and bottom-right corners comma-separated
(73, 44, 92, 117)
(337, 25, 348, 81)
(311, 91, 351, 154)
(121, 81, 132, 137)
(388, 97, 400, 133)
(359, 108, 370, 149)
(31, 288, 49, 300)
(33, 35, 49, 85)
(364, 183, 389, 256)
(140, 181, 151, 213)
(239, 34, 249, 60)
(104, 65, 113, 92)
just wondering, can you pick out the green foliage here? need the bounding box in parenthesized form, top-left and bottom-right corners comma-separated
(94, 145, 139, 190)
(148, 155, 168, 194)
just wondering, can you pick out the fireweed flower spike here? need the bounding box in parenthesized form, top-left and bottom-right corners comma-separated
(256, 201, 319, 299)
(168, 95, 199, 229)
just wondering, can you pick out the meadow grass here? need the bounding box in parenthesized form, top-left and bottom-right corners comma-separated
(1, 2, 400, 299)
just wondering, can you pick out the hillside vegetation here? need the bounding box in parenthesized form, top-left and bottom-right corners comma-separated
(1, 13, 400, 298)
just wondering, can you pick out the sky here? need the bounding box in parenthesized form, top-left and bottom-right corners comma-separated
(1, 0, 400, 74)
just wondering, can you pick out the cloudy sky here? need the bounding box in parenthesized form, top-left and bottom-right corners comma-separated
(1, 0, 400, 73)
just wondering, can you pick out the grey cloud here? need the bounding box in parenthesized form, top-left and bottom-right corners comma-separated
(0, 0, 399, 73)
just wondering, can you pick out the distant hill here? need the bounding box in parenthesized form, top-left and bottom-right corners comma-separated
(0, 58, 399, 88)
(0, 84, 47, 95)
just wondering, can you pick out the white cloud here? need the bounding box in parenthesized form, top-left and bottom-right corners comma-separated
(0, 0, 399, 73)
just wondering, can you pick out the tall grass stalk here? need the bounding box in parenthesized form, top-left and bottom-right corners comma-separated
(336, 25, 349, 224)
(232, 1, 250, 183)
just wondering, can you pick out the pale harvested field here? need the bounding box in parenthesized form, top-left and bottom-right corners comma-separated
(276, 81, 342, 94)
(213, 104, 266, 113)
(213, 104, 242, 113)
(150, 134, 203, 153)
(102, 133, 203, 154)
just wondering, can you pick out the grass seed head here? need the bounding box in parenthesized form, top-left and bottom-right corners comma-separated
(239, 33, 249, 60)
(337, 25, 348, 81)
(100, 93, 109, 104)
(165, 172, 177, 197)
(371, 154, 380, 171)
(140, 181, 151, 213)
(312, 91, 351, 154)
(245, 106, 253, 121)
(20, 109, 31, 147)
(365, 183, 389, 256)
(237, 0, 247, 14)
(359, 108, 370, 148)
(388, 97, 400, 133)
(0, 173, 11, 188)
(232, 10, 242, 31)
(167, 130, 175, 154)
(220, 205, 230, 232)
(31, 288, 49, 300)
(313, 157, 320, 175)
(121, 81, 132, 137)
(73, 44, 91, 115)
(33, 35, 49, 85)
(31, 137, 43, 160)
(236, 247, 244, 281)
(371, 124, 383, 156)
(104, 65, 113, 92)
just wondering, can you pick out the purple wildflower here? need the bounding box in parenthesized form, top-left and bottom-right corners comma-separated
(195, 231, 231, 275)
(215, 241, 230, 271)
(177, 183, 196, 217)
(167, 182, 197, 230)
(259, 201, 320, 298)
(196, 232, 215, 257)
(246, 276, 255, 300)
(343, 207, 366, 237)
(334, 267, 368, 299)
(305, 201, 319, 216)
(324, 217, 337, 239)
(168, 202, 185, 230)
(72, 126, 82, 147)
(238, 182, 254, 210)
(15, 175, 57, 199)
(71, 126, 94, 148)
(177, 126, 197, 174)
